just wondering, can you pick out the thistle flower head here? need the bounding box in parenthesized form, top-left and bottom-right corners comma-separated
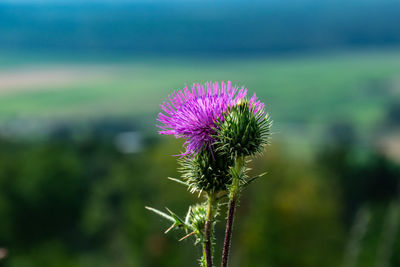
(187, 204, 207, 239)
(179, 148, 234, 193)
(214, 96, 272, 159)
(157, 81, 247, 157)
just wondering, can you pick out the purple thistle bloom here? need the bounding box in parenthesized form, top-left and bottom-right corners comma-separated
(157, 81, 264, 157)
(249, 93, 265, 117)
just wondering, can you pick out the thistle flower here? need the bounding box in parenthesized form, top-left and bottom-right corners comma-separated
(157, 81, 247, 157)
(154, 81, 271, 267)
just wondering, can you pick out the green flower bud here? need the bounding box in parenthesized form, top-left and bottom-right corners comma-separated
(187, 204, 206, 239)
(214, 101, 271, 159)
(179, 148, 233, 193)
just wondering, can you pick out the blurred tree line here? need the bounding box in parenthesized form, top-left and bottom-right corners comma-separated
(1, 0, 400, 54)
(0, 118, 399, 267)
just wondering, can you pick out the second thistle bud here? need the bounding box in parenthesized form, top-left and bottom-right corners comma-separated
(214, 101, 271, 159)
(179, 148, 234, 193)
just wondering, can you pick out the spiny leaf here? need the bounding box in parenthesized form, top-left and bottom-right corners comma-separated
(165, 207, 186, 226)
(145, 206, 175, 223)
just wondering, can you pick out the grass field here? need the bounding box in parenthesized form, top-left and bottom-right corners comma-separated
(0, 49, 399, 143)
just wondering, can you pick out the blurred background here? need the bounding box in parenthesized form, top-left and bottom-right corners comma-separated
(0, 0, 400, 266)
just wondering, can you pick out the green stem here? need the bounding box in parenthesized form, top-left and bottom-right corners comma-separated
(221, 156, 244, 267)
(204, 192, 215, 267)
(201, 243, 207, 267)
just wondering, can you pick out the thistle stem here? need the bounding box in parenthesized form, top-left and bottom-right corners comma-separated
(221, 192, 237, 267)
(221, 156, 244, 267)
(204, 192, 215, 267)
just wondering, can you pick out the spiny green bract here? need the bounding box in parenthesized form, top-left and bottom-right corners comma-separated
(214, 101, 271, 159)
(179, 148, 233, 193)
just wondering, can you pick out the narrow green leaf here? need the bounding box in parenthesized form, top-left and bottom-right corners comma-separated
(145, 206, 175, 223)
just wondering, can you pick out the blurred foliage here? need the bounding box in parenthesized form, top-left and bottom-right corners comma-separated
(235, 145, 344, 267)
(0, 119, 398, 267)
(0, 133, 190, 267)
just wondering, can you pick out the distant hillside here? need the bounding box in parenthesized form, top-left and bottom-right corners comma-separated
(0, 0, 399, 54)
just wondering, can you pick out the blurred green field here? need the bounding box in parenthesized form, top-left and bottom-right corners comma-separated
(0, 49, 399, 137)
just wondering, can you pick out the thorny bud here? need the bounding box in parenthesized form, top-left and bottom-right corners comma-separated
(214, 100, 271, 159)
(179, 148, 234, 194)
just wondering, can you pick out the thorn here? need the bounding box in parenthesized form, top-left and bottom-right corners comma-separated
(179, 231, 196, 241)
(165, 207, 173, 215)
(164, 223, 175, 234)
(185, 206, 192, 225)
(167, 177, 187, 186)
